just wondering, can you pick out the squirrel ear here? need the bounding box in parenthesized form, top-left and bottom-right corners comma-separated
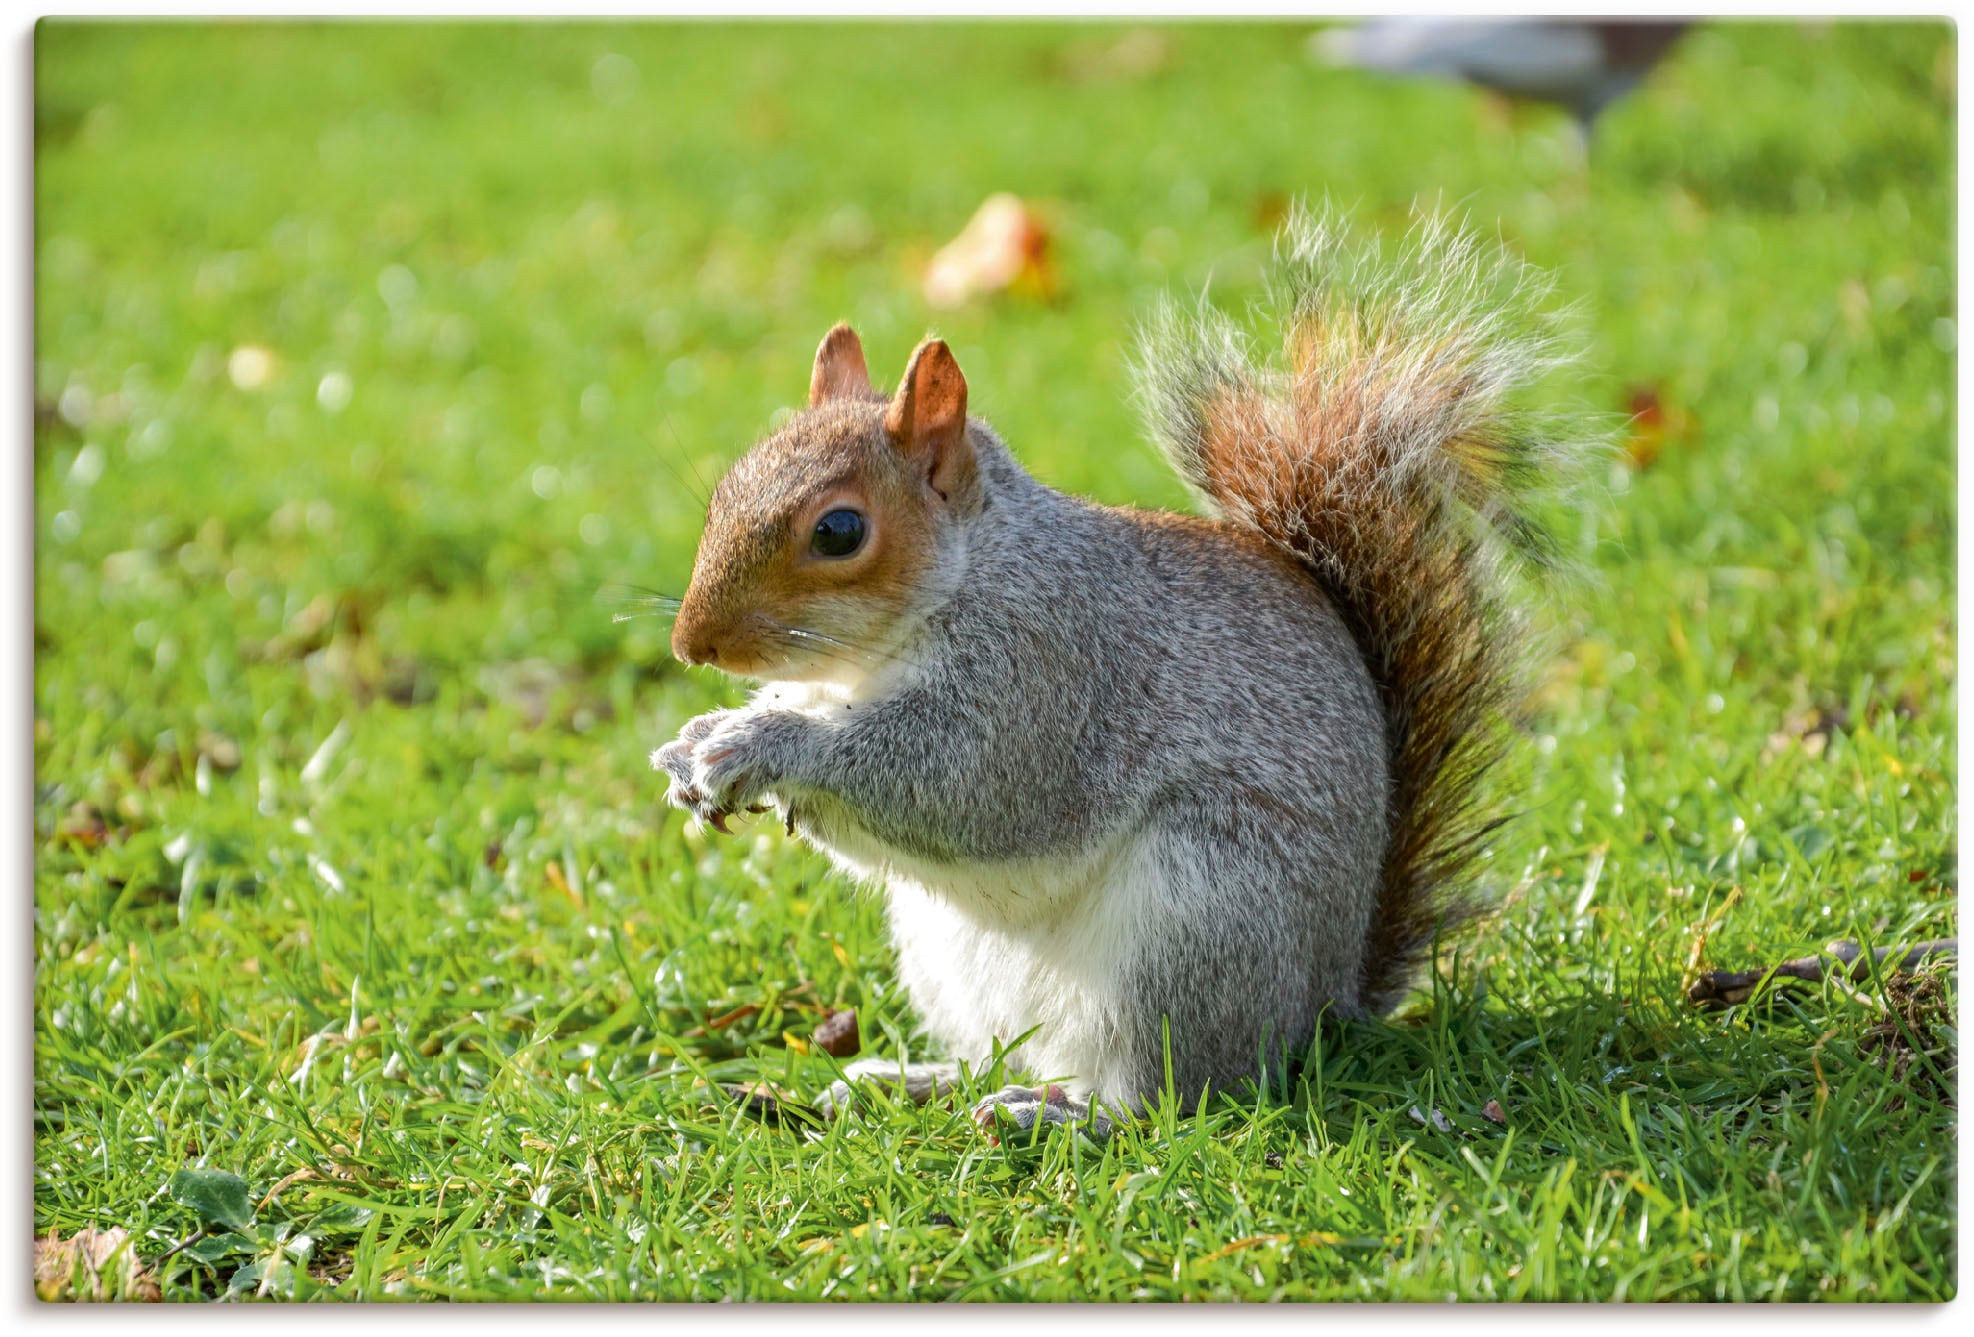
(808, 322, 872, 407)
(884, 337, 973, 501)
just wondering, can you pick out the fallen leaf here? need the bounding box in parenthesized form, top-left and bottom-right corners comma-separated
(35, 1227, 162, 1302)
(168, 1168, 256, 1233)
(812, 1008, 860, 1058)
(1622, 384, 1698, 470)
(923, 194, 1056, 308)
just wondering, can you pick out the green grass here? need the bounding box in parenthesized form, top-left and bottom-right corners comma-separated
(33, 18, 1955, 1302)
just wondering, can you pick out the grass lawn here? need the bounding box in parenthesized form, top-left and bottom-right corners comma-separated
(32, 18, 1956, 1302)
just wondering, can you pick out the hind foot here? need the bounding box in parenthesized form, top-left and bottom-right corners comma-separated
(970, 1084, 1115, 1142)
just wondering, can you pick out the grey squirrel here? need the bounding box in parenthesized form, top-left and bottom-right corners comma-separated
(651, 207, 1591, 1135)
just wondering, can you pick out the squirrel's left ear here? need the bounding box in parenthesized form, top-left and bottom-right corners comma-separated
(808, 322, 872, 407)
(884, 337, 973, 502)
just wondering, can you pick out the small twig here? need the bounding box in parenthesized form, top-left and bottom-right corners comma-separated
(1687, 938, 1956, 1009)
(679, 1002, 760, 1040)
(153, 1226, 209, 1267)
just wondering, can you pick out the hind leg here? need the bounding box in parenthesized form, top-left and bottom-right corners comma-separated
(815, 1058, 961, 1120)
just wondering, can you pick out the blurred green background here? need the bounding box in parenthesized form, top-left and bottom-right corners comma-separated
(34, 20, 1956, 1301)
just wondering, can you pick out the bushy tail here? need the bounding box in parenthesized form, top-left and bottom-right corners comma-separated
(1133, 205, 1594, 1013)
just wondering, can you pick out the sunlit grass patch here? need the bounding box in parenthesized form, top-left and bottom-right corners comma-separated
(33, 19, 1954, 1301)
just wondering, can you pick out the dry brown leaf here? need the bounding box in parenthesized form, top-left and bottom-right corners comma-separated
(812, 1007, 861, 1058)
(923, 194, 1056, 308)
(1622, 384, 1697, 471)
(35, 1227, 162, 1302)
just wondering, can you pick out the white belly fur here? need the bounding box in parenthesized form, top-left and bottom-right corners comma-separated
(814, 820, 1161, 1103)
(750, 677, 1157, 1101)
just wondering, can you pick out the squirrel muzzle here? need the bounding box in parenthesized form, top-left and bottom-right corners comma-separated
(670, 595, 747, 671)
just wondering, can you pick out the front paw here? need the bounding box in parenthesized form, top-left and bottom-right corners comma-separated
(651, 709, 744, 830)
(687, 710, 794, 821)
(651, 709, 801, 833)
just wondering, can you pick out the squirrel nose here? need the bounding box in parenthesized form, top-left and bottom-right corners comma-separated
(671, 626, 720, 666)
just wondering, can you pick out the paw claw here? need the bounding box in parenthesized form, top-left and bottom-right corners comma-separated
(655, 709, 785, 828)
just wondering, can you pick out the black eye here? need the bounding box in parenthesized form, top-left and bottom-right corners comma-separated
(810, 508, 866, 558)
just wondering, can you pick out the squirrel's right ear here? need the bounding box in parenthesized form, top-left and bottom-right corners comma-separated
(808, 322, 872, 408)
(884, 337, 973, 503)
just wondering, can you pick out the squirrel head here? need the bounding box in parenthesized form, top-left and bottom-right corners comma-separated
(670, 323, 979, 683)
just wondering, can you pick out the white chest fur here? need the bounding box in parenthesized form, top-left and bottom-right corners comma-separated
(814, 824, 1165, 1103)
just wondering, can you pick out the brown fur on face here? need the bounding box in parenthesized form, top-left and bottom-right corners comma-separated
(673, 328, 978, 683)
(671, 401, 945, 683)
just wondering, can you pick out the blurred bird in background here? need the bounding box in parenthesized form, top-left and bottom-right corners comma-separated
(1314, 17, 1690, 144)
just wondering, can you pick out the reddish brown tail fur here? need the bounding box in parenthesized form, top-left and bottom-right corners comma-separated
(1136, 207, 1595, 1011)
